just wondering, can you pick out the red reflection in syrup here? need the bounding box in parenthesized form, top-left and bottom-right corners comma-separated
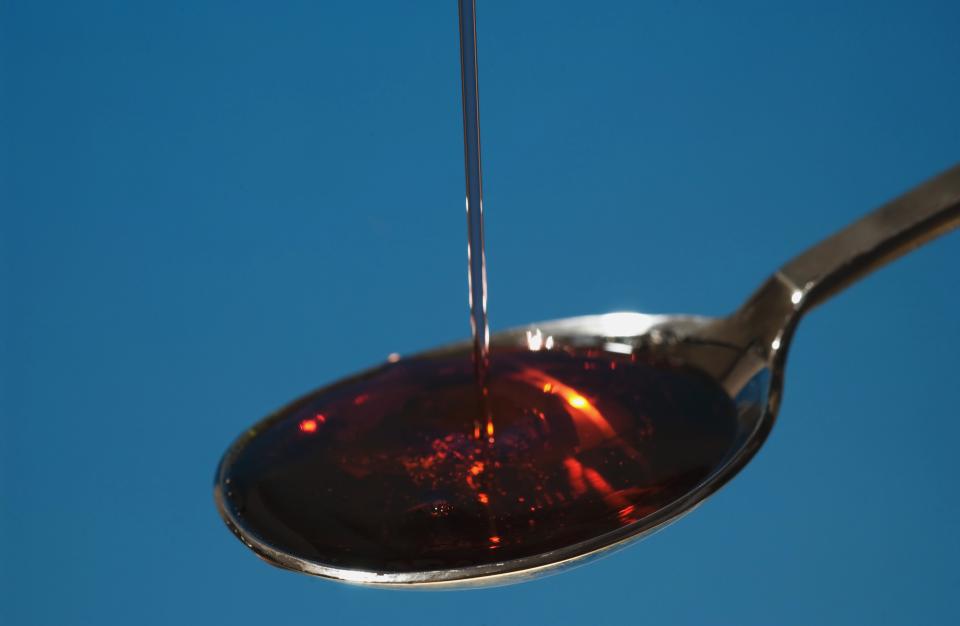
(298, 414, 326, 434)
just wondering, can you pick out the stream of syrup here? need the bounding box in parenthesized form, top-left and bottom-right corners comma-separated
(458, 0, 493, 442)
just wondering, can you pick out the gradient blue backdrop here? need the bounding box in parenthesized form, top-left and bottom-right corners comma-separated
(3, 1, 959, 624)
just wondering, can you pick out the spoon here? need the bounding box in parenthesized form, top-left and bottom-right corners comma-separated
(214, 163, 960, 588)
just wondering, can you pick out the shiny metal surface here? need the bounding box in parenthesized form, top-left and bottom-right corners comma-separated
(214, 163, 960, 588)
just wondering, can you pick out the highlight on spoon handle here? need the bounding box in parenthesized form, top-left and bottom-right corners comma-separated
(779, 163, 960, 313)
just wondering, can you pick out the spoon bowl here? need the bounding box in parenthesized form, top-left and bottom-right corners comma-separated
(215, 311, 772, 588)
(215, 164, 960, 588)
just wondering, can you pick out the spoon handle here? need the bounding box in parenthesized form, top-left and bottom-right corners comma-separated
(779, 163, 960, 312)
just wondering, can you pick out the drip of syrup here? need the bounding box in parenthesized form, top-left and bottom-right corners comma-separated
(459, 0, 492, 442)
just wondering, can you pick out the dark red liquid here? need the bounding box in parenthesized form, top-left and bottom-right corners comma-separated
(217, 347, 739, 574)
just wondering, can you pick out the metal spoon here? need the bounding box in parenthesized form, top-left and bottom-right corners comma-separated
(215, 163, 960, 588)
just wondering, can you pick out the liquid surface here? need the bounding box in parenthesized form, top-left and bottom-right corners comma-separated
(217, 347, 740, 574)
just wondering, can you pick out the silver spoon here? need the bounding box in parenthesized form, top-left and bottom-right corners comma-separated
(215, 163, 960, 588)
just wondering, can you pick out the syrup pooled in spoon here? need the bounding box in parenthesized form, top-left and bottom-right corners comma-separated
(217, 344, 739, 574)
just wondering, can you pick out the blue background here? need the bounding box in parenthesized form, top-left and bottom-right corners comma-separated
(3, 1, 959, 624)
